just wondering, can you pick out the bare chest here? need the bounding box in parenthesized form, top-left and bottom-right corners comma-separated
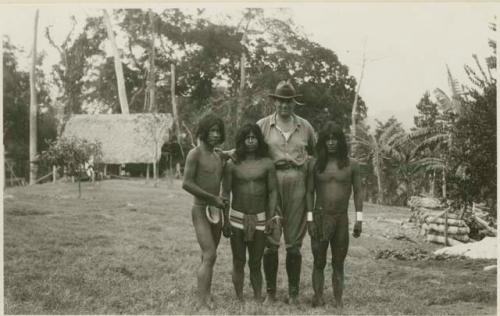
(197, 152, 223, 176)
(233, 160, 268, 182)
(315, 164, 352, 184)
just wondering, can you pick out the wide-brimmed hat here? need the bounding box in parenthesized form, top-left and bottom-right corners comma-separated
(269, 80, 304, 105)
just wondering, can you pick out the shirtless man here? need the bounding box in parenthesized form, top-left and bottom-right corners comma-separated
(182, 114, 227, 309)
(222, 123, 278, 302)
(306, 122, 363, 308)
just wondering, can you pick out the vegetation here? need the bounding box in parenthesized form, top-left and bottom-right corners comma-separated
(4, 180, 496, 314)
(3, 9, 496, 212)
(39, 137, 102, 197)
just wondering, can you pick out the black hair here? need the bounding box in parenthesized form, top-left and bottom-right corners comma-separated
(234, 123, 268, 163)
(196, 113, 225, 145)
(315, 121, 349, 173)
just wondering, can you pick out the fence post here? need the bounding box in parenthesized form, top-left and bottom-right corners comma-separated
(52, 165, 57, 183)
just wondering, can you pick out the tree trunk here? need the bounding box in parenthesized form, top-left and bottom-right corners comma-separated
(237, 48, 246, 127)
(147, 10, 156, 112)
(153, 161, 157, 180)
(350, 42, 366, 149)
(103, 9, 129, 114)
(442, 169, 447, 199)
(376, 171, 383, 204)
(29, 10, 39, 185)
(171, 64, 185, 159)
(78, 168, 82, 198)
(146, 164, 150, 181)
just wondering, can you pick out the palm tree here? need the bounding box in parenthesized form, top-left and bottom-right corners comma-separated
(353, 118, 406, 204)
(404, 66, 464, 198)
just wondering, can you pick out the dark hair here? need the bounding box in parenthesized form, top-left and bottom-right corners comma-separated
(234, 123, 268, 163)
(196, 113, 225, 145)
(315, 122, 349, 173)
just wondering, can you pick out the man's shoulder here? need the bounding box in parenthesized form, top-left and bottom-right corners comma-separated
(349, 158, 361, 169)
(295, 115, 314, 130)
(262, 157, 275, 168)
(256, 114, 273, 126)
(187, 146, 202, 159)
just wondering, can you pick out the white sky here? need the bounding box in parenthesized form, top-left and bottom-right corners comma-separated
(1, 2, 497, 130)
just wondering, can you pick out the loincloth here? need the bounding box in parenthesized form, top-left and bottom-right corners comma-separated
(313, 210, 348, 241)
(229, 209, 266, 241)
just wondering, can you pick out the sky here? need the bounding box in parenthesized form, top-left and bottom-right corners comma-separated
(1, 2, 496, 130)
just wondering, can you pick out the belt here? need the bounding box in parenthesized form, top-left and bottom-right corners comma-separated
(275, 161, 300, 170)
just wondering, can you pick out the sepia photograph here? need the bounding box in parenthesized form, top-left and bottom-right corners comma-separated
(1, 2, 497, 315)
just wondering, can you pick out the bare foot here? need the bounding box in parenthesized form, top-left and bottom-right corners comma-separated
(263, 294, 276, 305)
(312, 295, 325, 307)
(286, 296, 299, 305)
(334, 299, 343, 309)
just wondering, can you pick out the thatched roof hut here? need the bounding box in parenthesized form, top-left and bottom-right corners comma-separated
(62, 114, 173, 164)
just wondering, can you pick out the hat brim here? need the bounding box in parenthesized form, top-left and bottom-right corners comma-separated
(268, 94, 305, 105)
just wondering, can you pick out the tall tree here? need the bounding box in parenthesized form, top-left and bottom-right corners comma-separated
(29, 9, 39, 185)
(103, 9, 129, 114)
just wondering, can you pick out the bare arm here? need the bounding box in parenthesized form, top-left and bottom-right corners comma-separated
(306, 158, 316, 213)
(182, 148, 218, 205)
(221, 161, 233, 220)
(266, 160, 278, 219)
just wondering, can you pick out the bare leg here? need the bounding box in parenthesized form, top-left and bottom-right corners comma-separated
(311, 237, 328, 307)
(263, 245, 279, 303)
(230, 229, 246, 301)
(192, 206, 220, 309)
(248, 231, 266, 301)
(331, 216, 349, 309)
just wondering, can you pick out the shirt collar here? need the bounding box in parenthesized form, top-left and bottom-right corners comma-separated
(270, 113, 301, 127)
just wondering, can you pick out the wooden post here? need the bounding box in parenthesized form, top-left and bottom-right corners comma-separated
(146, 164, 150, 181)
(52, 165, 57, 183)
(444, 208, 449, 246)
(29, 10, 39, 185)
(153, 161, 157, 180)
(103, 164, 107, 177)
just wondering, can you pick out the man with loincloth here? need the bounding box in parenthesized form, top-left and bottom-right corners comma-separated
(256, 80, 316, 304)
(222, 123, 278, 302)
(306, 122, 363, 308)
(182, 113, 227, 310)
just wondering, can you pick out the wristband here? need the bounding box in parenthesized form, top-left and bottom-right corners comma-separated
(356, 212, 363, 221)
(307, 212, 313, 222)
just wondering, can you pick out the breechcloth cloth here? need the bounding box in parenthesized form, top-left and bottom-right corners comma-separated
(266, 163, 307, 250)
(229, 209, 266, 242)
(311, 212, 349, 267)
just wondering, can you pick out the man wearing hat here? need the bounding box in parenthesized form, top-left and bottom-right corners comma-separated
(256, 80, 316, 304)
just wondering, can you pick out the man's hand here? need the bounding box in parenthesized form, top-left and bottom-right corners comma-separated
(222, 222, 233, 238)
(211, 195, 227, 209)
(215, 148, 236, 161)
(353, 221, 362, 238)
(307, 221, 318, 239)
(265, 215, 281, 235)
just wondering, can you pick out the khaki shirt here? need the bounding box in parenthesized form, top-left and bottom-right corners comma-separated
(257, 113, 316, 166)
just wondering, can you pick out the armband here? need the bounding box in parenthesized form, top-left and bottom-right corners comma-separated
(307, 212, 313, 222)
(356, 212, 363, 221)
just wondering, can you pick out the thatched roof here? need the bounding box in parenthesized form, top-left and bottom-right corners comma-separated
(62, 114, 173, 164)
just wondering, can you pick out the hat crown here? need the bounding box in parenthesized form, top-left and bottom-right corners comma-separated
(273, 80, 297, 98)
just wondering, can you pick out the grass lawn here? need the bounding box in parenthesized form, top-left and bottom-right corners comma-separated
(4, 179, 497, 315)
